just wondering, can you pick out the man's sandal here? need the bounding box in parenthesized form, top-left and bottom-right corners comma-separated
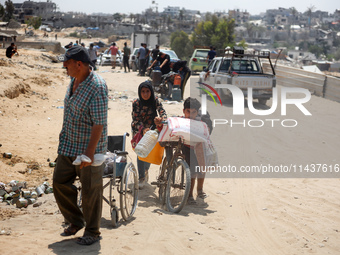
(76, 235, 101, 245)
(197, 192, 208, 199)
(60, 224, 83, 236)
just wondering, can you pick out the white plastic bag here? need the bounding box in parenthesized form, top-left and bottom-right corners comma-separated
(72, 154, 106, 166)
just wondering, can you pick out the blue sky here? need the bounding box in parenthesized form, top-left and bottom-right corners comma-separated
(1, 0, 338, 15)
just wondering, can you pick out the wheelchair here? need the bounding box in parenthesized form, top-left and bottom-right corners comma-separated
(103, 133, 139, 227)
(77, 133, 138, 227)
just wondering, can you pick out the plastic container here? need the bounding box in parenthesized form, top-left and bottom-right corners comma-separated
(134, 130, 159, 158)
(172, 87, 182, 102)
(174, 74, 181, 86)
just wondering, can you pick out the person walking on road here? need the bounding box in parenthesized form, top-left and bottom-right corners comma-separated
(137, 43, 147, 76)
(131, 81, 167, 188)
(109, 42, 119, 69)
(123, 42, 131, 72)
(88, 43, 98, 70)
(53, 45, 108, 246)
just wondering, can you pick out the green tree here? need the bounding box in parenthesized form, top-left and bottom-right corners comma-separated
(334, 48, 340, 61)
(4, 0, 14, 22)
(191, 15, 235, 50)
(113, 13, 122, 21)
(170, 30, 193, 60)
(306, 5, 315, 30)
(237, 39, 248, 49)
(0, 4, 5, 19)
(26, 16, 42, 30)
(333, 38, 340, 48)
(308, 45, 323, 58)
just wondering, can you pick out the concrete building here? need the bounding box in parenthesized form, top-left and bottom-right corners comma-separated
(287, 50, 316, 61)
(163, 6, 180, 18)
(228, 9, 250, 25)
(13, 0, 57, 23)
(265, 8, 291, 25)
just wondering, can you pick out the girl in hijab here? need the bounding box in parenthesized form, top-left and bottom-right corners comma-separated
(131, 81, 167, 188)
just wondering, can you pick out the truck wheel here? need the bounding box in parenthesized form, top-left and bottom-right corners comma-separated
(258, 99, 267, 105)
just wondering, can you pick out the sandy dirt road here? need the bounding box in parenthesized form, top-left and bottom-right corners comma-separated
(0, 51, 340, 254)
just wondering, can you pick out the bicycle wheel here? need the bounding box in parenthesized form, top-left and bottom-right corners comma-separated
(120, 162, 138, 221)
(158, 156, 168, 205)
(165, 158, 191, 213)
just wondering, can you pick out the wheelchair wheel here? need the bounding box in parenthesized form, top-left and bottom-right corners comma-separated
(111, 208, 119, 228)
(165, 158, 191, 213)
(120, 162, 138, 221)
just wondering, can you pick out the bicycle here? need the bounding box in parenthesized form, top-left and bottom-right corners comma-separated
(151, 138, 191, 213)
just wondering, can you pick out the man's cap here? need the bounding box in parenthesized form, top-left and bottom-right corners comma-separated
(59, 45, 92, 64)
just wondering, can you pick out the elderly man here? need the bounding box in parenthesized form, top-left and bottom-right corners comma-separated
(53, 45, 108, 245)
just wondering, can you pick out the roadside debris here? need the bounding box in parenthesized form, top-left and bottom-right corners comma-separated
(0, 180, 53, 209)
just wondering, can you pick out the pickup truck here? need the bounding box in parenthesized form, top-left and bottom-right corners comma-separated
(198, 47, 276, 105)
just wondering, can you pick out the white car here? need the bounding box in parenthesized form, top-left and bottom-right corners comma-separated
(98, 49, 122, 68)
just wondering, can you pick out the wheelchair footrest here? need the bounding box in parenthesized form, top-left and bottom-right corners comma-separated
(115, 150, 128, 156)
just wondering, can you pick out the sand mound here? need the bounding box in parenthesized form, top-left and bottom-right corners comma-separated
(3, 83, 31, 99)
(0, 58, 15, 67)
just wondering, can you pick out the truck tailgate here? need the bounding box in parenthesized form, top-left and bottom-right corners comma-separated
(232, 75, 274, 89)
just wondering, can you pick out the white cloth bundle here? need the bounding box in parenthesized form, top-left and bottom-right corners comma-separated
(72, 154, 106, 166)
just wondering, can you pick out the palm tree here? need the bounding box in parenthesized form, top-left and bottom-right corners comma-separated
(290, 7, 297, 25)
(289, 7, 298, 37)
(306, 5, 315, 30)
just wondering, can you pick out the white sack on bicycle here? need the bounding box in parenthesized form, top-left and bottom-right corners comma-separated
(158, 117, 209, 145)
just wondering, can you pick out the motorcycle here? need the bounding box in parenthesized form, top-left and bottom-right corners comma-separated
(150, 68, 177, 99)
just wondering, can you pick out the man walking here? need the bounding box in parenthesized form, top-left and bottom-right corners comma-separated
(53, 45, 108, 246)
(137, 43, 146, 76)
(109, 42, 119, 69)
(122, 42, 131, 72)
(88, 43, 98, 70)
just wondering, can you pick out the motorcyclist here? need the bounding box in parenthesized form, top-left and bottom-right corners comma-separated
(148, 52, 171, 75)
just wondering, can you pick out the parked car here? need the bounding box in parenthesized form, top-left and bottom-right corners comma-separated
(189, 49, 209, 74)
(98, 49, 122, 68)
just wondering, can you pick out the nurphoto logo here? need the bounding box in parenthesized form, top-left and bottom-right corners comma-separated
(198, 82, 312, 128)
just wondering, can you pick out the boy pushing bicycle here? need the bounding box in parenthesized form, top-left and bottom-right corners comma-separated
(156, 97, 213, 205)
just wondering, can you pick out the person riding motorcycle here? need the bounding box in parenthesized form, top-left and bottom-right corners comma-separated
(148, 52, 171, 75)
